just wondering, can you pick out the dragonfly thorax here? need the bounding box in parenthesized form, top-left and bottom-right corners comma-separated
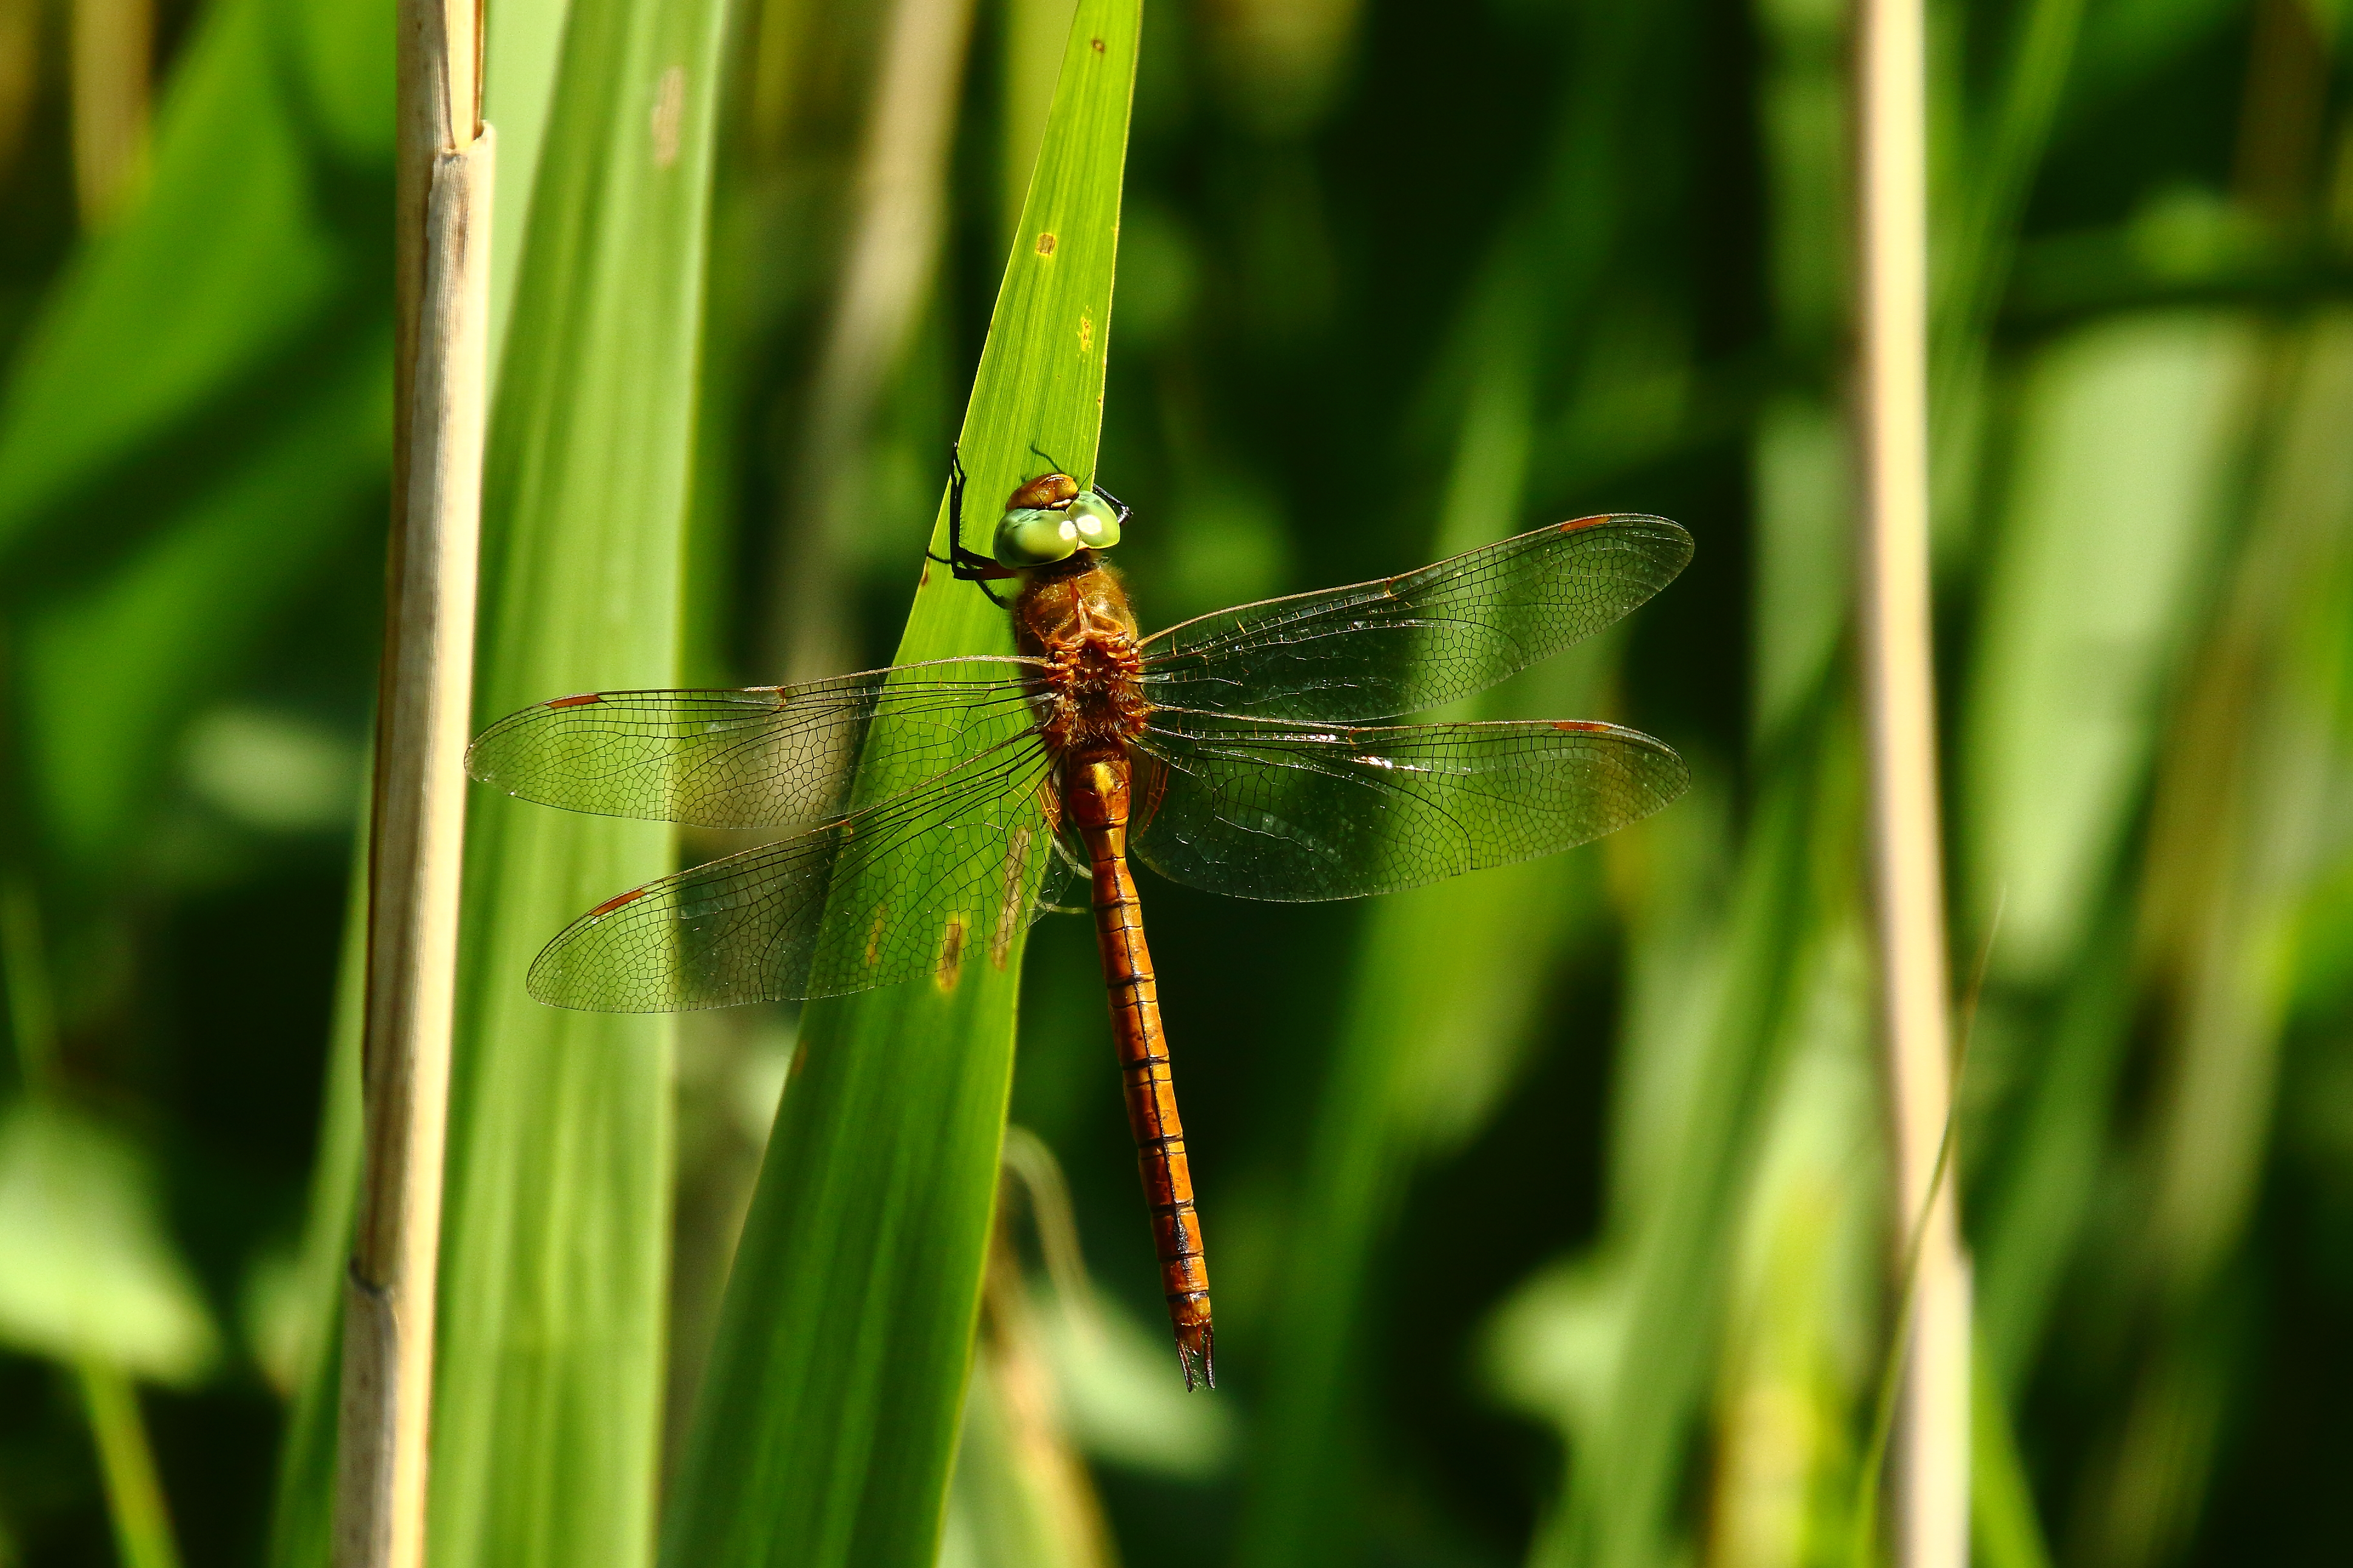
(1033, 636, 1148, 753)
(1016, 557, 1149, 755)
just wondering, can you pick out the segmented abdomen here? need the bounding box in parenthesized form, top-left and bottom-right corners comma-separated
(1066, 753, 1213, 1390)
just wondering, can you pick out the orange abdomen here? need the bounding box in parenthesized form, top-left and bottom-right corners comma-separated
(1066, 755, 1213, 1390)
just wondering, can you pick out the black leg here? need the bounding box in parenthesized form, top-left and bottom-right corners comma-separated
(928, 444, 968, 564)
(927, 443, 1017, 606)
(925, 541, 1015, 606)
(924, 536, 1016, 580)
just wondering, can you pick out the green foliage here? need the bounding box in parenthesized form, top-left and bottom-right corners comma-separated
(427, 0, 731, 1564)
(0, 0, 390, 879)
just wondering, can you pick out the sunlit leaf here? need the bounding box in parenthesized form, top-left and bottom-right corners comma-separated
(421, 0, 732, 1564)
(659, 8, 1139, 1564)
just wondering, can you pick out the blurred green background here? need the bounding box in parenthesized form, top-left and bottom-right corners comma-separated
(5, 0, 2353, 1564)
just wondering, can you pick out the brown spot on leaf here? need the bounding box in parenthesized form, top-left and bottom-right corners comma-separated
(1036, 232, 1057, 255)
(936, 914, 968, 992)
(650, 66, 686, 169)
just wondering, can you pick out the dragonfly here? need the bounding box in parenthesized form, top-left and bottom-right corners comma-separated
(465, 454, 1693, 1390)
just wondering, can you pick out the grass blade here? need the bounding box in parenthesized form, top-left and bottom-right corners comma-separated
(77, 1363, 181, 1568)
(419, 0, 729, 1563)
(659, 7, 1137, 1564)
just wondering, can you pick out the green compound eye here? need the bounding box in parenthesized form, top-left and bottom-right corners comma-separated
(993, 506, 1080, 567)
(1067, 491, 1122, 549)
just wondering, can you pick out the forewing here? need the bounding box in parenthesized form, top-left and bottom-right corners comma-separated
(526, 738, 1060, 1011)
(1139, 515, 1691, 721)
(1129, 712, 1687, 902)
(466, 656, 1041, 829)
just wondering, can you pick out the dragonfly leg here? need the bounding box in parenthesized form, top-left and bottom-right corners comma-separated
(958, 567, 1014, 609)
(930, 443, 1018, 607)
(925, 543, 1015, 606)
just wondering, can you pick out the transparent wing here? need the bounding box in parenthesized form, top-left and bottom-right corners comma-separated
(1029, 830, 1090, 920)
(1137, 516, 1691, 721)
(1128, 711, 1687, 902)
(466, 656, 1042, 829)
(527, 737, 1061, 1012)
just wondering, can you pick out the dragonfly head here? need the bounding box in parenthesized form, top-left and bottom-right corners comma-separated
(992, 474, 1123, 567)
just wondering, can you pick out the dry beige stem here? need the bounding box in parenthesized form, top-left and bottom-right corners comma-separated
(1853, 0, 1970, 1562)
(332, 2, 492, 1565)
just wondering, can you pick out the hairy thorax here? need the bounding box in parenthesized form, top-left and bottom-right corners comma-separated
(1014, 554, 1150, 758)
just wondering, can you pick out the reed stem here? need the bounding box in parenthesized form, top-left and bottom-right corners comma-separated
(79, 1361, 182, 1568)
(330, 2, 491, 1566)
(1853, 0, 1970, 1561)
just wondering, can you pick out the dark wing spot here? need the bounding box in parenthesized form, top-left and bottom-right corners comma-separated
(588, 887, 648, 918)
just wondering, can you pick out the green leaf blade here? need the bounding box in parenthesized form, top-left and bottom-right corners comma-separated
(659, 8, 1139, 1566)
(421, 2, 732, 1567)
